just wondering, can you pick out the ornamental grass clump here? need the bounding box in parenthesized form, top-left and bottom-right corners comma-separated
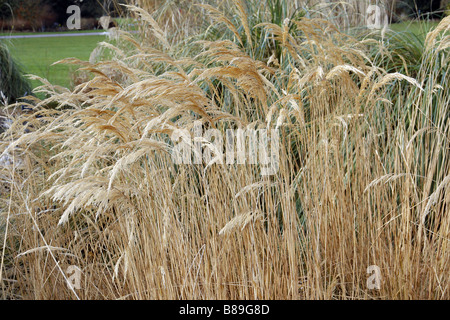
(0, 2, 448, 299)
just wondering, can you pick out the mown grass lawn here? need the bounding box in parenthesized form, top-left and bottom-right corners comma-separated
(0, 32, 106, 91)
(389, 20, 440, 37)
(0, 29, 104, 36)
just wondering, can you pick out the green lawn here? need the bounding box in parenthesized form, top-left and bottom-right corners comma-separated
(0, 29, 105, 36)
(1, 33, 106, 92)
(389, 20, 440, 37)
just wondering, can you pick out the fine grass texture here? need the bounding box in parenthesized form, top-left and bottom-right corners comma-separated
(0, 1, 449, 299)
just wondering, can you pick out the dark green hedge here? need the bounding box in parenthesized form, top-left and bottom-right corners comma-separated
(0, 42, 31, 104)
